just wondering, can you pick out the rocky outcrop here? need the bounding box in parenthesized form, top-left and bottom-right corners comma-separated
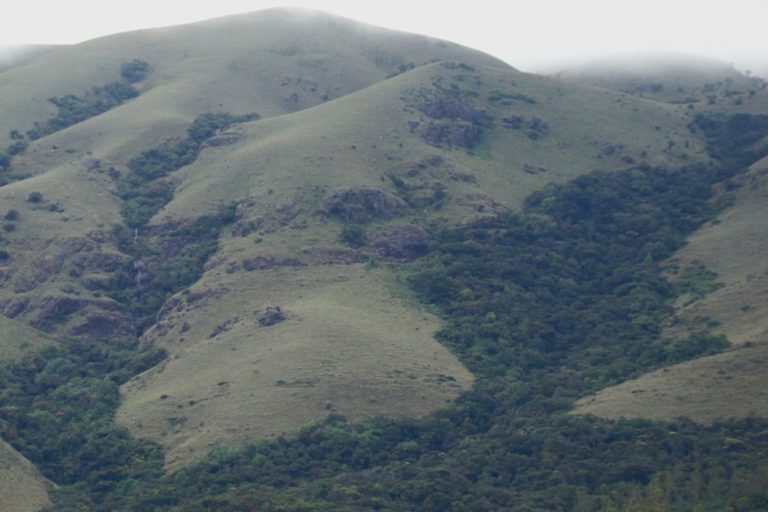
(324, 187, 407, 223)
(370, 225, 430, 261)
(242, 256, 305, 271)
(27, 296, 131, 338)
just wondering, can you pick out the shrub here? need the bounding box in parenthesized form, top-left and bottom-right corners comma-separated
(120, 59, 151, 83)
(339, 225, 366, 247)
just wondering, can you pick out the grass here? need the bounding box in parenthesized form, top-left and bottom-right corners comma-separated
(0, 439, 52, 512)
(573, 124, 768, 424)
(556, 52, 766, 104)
(161, 61, 706, 224)
(0, 8, 723, 470)
(0, 316, 54, 363)
(574, 341, 768, 424)
(117, 264, 473, 471)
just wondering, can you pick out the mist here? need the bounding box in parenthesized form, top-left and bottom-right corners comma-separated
(0, 44, 58, 72)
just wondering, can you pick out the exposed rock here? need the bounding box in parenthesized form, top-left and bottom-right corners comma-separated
(67, 310, 133, 339)
(232, 198, 299, 236)
(324, 187, 407, 223)
(156, 296, 184, 323)
(29, 297, 129, 337)
(31, 297, 87, 331)
(416, 93, 489, 124)
(395, 154, 445, 177)
(258, 306, 285, 326)
(202, 127, 244, 148)
(13, 276, 38, 293)
(314, 249, 368, 265)
(242, 256, 305, 271)
(1, 298, 30, 318)
(421, 121, 484, 149)
(370, 226, 431, 261)
(75, 252, 125, 273)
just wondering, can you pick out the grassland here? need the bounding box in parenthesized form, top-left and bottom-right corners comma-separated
(574, 143, 768, 424)
(555, 52, 766, 104)
(0, 316, 53, 363)
(0, 439, 52, 512)
(0, 8, 729, 473)
(113, 57, 709, 467)
(117, 264, 473, 471)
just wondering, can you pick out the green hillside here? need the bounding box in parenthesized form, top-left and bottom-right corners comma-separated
(555, 52, 768, 105)
(575, 123, 768, 424)
(114, 55, 707, 469)
(1, 7, 768, 512)
(0, 440, 52, 512)
(0, 45, 58, 73)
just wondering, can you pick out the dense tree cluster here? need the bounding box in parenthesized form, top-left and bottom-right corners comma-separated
(0, 61, 152, 183)
(1, 106, 767, 510)
(27, 73, 148, 140)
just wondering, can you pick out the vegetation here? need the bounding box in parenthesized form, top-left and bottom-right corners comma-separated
(2, 156, 751, 510)
(1, 19, 766, 510)
(120, 59, 152, 83)
(339, 225, 366, 247)
(109, 204, 237, 334)
(27, 61, 151, 140)
(106, 112, 257, 334)
(0, 337, 166, 508)
(0, 61, 151, 183)
(118, 112, 258, 229)
(693, 113, 768, 168)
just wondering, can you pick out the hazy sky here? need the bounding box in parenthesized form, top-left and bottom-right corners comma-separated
(2, 0, 767, 72)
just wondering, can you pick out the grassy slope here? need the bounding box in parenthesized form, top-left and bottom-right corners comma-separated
(0, 8, 504, 155)
(0, 9, 501, 334)
(0, 439, 53, 512)
(555, 52, 764, 104)
(115, 60, 707, 468)
(161, 62, 705, 223)
(118, 265, 473, 471)
(0, 9, 712, 470)
(0, 316, 53, 363)
(0, 159, 127, 339)
(575, 152, 768, 423)
(0, 45, 60, 73)
(0, 9, 504, 472)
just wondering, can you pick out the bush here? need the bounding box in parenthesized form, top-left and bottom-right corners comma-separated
(120, 59, 151, 83)
(339, 225, 366, 247)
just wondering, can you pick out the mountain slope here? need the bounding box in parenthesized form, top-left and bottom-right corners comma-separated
(575, 147, 768, 423)
(112, 58, 707, 468)
(554, 52, 767, 104)
(0, 440, 52, 512)
(0, 9, 710, 470)
(3, 11, 768, 511)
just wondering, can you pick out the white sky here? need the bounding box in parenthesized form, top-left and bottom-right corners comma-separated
(2, 0, 767, 73)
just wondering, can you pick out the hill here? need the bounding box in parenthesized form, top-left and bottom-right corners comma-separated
(0, 8, 709, 473)
(576, 140, 768, 423)
(2, 8, 768, 512)
(0, 440, 52, 512)
(0, 45, 58, 73)
(555, 52, 767, 105)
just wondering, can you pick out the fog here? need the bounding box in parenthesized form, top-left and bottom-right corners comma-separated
(1, 1, 767, 77)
